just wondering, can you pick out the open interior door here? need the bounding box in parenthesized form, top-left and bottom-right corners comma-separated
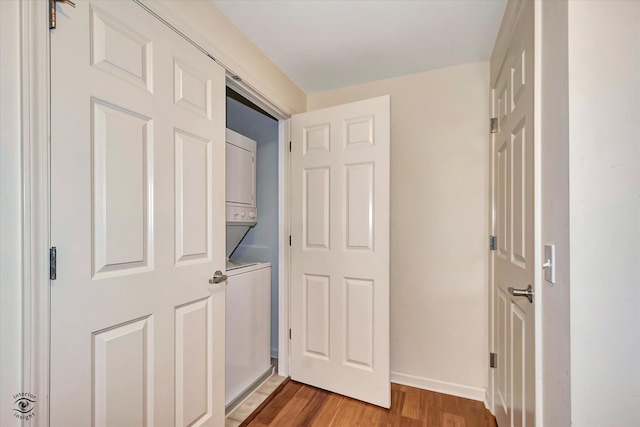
(290, 96, 390, 407)
(490, 1, 536, 425)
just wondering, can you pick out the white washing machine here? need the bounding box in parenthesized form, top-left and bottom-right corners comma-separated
(225, 261, 272, 408)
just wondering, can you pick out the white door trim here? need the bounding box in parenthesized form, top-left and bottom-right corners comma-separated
(20, 1, 295, 424)
(277, 118, 291, 377)
(20, 1, 51, 426)
(486, 85, 495, 415)
(533, 1, 544, 424)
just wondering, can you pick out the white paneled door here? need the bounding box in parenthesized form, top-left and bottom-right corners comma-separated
(290, 96, 390, 408)
(491, 1, 535, 426)
(50, 1, 226, 426)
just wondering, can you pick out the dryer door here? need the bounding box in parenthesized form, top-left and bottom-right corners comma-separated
(226, 129, 256, 207)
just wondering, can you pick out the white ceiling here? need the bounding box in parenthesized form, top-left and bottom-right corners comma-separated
(212, 0, 507, 94)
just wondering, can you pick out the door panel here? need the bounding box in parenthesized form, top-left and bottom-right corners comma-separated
(491, 1, 535, 426)
(511, 304, 526, 427)
(304, 167, 331, 249)
(175, 297, 214, 427)
(50, 1, 226, 426)
(92, 98, 153, 277)
(93, 317, 153, 427)
(174, 58, 213, 119)
(90, 4, 152, 91)
(290, 96, 390, 408)
(497, 289, 508, 413)
(304, 274, 331, 359)
(174, 129, 213, 264)
(344, 278, 374, 369)
(345, 163, 374, 250)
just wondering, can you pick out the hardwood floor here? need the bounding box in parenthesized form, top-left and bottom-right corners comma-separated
(240, 381, 497, 427)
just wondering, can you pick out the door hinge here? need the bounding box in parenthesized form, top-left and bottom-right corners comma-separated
(490, 117, 498, 134)
(289, 329, 291, 339)
(289, 235, 291, 246)
(490, 352, 497, 368)
(489, 235, 497, 251)
(49, 0, 76, 30)
(289, 141, 292, 153)
(49, 247, 57, 280)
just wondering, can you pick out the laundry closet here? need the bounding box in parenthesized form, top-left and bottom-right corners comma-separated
(224, 88, 280, 411)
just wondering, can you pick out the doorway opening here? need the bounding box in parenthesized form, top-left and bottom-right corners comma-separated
(224, 87, 289, 416)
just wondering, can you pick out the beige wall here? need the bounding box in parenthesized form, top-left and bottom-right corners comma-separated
(568, 2, 640, 425)
(152, 1, 306, 115)
(309, 62, 490, 394)
(540, 1, 571, 425)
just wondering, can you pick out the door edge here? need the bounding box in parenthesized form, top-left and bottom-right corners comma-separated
(21, 1, 52, 426)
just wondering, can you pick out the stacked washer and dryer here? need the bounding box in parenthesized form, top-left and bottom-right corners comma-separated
(225, 129, 272, 410)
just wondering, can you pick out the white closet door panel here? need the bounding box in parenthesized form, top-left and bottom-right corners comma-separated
(50, 1, 226, 426)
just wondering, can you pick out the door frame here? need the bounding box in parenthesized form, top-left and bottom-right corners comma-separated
(486, 0, 543, 424)
(19, 2, 52, 426)
(16, 2, 294, 425)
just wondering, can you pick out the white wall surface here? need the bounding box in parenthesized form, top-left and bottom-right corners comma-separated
(0, 1, 23, 426)
(308, 62, 490, 396)
(568, 2, 640, 425)
(226, 97, 280, 357)
(540, 1, 572, 425)
(152, 0, 306, 115)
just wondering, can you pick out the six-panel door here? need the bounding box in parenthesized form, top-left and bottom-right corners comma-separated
(290, 96, 391, 408)
(491, 1, 536, 426)
(50, 1, 226, 426)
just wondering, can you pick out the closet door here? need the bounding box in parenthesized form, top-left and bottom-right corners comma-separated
(50, 1, 226, 425)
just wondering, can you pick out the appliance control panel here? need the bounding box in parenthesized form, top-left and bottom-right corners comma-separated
(226, 205, 257, 224)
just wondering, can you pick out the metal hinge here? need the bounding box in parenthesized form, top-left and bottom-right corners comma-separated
(289, 329, 291, 339)
(490, 117, 498, 134)
(489, 235, 497, 251)
(490, 352, 497, 368)
(49, 247, 57, 280)
(289, 235, 291, 246)
(50, 0, 76, 30)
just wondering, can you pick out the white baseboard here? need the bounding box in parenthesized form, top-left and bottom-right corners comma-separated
(391, 371, 486, 402)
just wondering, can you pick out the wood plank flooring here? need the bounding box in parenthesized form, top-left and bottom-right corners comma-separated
(241, 381, 497, 427)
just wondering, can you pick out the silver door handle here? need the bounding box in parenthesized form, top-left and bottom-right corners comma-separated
(209, 270, 227, 284)
(508, 284, 534, 303)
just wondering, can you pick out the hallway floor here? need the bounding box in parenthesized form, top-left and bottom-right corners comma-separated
(237, 380, 497, 426)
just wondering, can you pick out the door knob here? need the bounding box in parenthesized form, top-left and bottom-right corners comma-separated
(508, 284, 534, 303)
(209, 270, 228, 284)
